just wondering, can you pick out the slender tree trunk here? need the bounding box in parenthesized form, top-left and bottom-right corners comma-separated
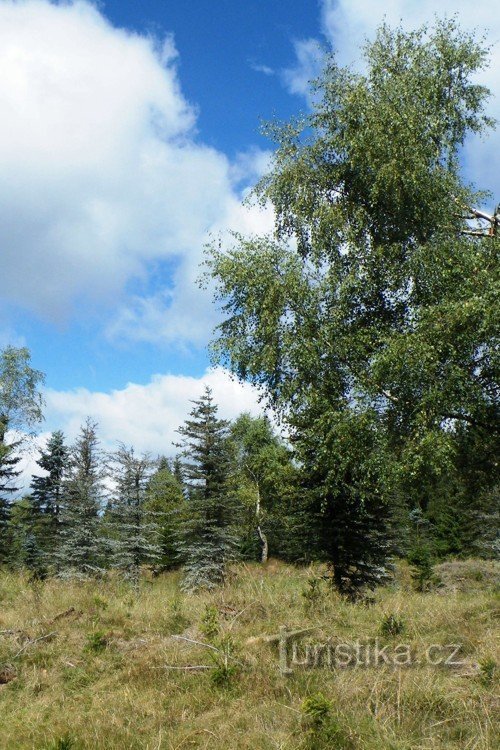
(255, 483, 268, 563)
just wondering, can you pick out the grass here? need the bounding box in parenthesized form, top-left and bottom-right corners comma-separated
(0, 559, 498, 749)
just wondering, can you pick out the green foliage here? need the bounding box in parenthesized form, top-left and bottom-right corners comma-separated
(200, 604, 220, 641)
(301, 694, 333, 730)
(0, 346, 44, 433)
(107, 445, 160, 586)
(21, 533, 47, 581)
(408, 542, 436, 592)
(479, 657, 497, 686)
(0, 425, 21, 566)
(380, 613, 405, 637)
(229, 413, 298, 562)
(209, 660, 237, 688)
(301, 694, 353, 750)
(145, 458, 185, 572)
(206, 19, 498, 591)
(208, 633, 239, 689)
(92, 594, 108, 611)
(301, 577, 325, 614)
(166, 595, 189, 635)
(84, 630, 108, 654)
(54, 419, 106, 578)
(176, 387, 238, 590)
(46, 736, 76, 750)
(30, 431, 69, 560)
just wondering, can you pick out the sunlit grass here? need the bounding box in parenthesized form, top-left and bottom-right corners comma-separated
(0, 560, 498, 749)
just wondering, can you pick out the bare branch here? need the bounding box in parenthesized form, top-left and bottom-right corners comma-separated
(13, 632, 57, 659)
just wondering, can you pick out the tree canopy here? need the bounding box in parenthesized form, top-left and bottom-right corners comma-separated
(0, 346, 44, 433)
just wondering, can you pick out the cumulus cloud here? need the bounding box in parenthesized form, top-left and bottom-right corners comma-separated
(0, 0, 270, 347)
(281, 38, 325, 99)
(0, 326, 26, 350)
(43, 366, 264, 456)
(321, 0, 498, 66)
(106, 174, 275, 347)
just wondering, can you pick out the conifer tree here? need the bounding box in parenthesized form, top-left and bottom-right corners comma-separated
(108, 445, 160, 587)
(172, 455, 184, 487)
(7, 496, 40, 571)
(0, 346, 44, 567)
(176, 387, 237, 590)
(30, 430, 69, 556)
(55, 419, 105, 578)
(145, 457, 185, 573)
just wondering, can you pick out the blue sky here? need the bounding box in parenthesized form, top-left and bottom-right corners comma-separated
(103, 0, 322, 156)
(1, 0, 499, 456)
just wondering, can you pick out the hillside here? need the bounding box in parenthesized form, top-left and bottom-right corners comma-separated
(0, 560, 498, 749)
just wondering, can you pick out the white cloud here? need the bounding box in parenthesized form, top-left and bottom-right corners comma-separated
(10, 430, 50, 499)
(0, 0, 270, 346)
(321, 0, 498, 65)
(43, 366, 265, 456)
(106, 179, 275, 347)
(0, 326, 26, 350)
(250, 62, 275, 76)
(281, 38, 325, 99)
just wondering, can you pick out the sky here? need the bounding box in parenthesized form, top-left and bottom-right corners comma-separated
(1, 0, 499, 467)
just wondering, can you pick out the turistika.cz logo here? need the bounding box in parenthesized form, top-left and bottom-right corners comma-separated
(276, 626, 466, 675)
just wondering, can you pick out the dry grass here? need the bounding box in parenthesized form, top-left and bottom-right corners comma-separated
(0, 560, 498, 749)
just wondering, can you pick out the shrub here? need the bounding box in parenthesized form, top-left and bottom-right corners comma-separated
(380, 613, 405, 637)
(84, 630, 108, 654)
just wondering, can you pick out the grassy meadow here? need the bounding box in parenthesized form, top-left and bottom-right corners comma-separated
(0, 560, 498, 750)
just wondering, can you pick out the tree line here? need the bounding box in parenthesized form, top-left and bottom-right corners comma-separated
(0, 345, 497, 597)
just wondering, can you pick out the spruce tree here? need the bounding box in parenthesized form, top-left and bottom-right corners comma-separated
(145, 457, 186, 573)
(30, 430, 69, 557)
(176, 387, 237, 590)
(55, 419, 105, 578)
(108, 445, 160, 587)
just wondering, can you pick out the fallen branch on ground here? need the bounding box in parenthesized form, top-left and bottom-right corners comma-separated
(171, 634, 246, 667)
(49, 607, 81, 623)
(13, 632, 57, 659)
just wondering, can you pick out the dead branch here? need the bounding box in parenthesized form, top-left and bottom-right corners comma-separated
(13, 632, 57, 659)
(171, 635, 220, 653)
(171, 634, 246, 667)
(455, 198, 499, 237)
(228, 601, 257, 630)
(381, 389, 399, 403)
(246, 626, 317, 646)
(48, 607, 82, 624)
